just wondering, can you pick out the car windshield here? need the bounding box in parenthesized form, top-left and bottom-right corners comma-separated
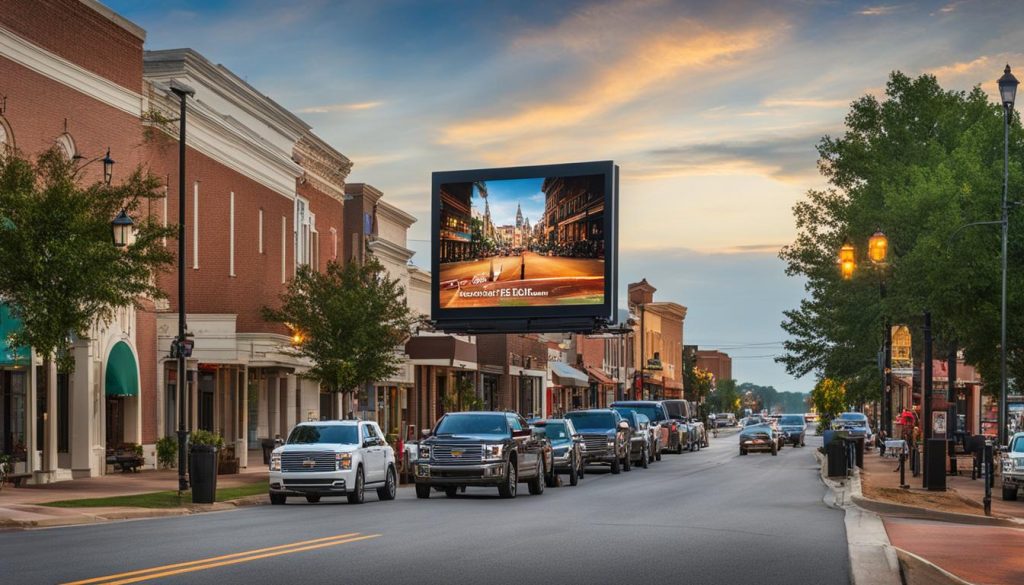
(434, 413, 508, 435)
(565, 411, 616, 429)
(538, 422, 569, 440)
(839, 413, 867, 422)
(612, 404, 666, 422)
(287, 425, 358, 445)
(1012, 438, 1024, 453)
(717, 413, 731, 418)
(780, 416, 805, 425)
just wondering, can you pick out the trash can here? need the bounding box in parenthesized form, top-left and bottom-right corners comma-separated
(261, 439, 275, 465)
(854, 437, 865, 468)
(827, 438, 848, 477)
(189, 445, 219, 504)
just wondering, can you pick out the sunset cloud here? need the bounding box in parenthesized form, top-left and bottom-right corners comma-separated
(297, 101, 383, 113)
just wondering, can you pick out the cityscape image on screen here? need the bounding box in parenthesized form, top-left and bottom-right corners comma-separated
(438, 174, 606, 309)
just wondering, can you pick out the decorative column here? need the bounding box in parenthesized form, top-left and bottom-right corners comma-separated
(71, 339, 96, 477)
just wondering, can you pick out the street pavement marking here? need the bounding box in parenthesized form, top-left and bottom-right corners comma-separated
(61, 533, 379, 585)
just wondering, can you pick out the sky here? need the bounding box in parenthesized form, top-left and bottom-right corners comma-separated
(105, 0, 1024, 392)
(473, 178, 546, 227)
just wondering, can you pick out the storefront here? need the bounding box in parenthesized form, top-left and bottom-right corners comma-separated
(405, 334, 478, 435)
(0, 304, 31, 474)
(103, 341, 139, 448)
(585, 365, 616, 409)
(548, 361, 588, 417)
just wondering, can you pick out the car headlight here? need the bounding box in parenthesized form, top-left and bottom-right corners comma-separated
(484, 444, 503, 459)
(607, 438, 615, 447)
(270, 453, 281, 471)
(337, 452, 352, 470)
(1004, 460, 1014, 472)
(419, 445, 431, 460)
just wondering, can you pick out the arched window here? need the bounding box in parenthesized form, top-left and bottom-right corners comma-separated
(55, 132, 76, 160)
(0, 117, 13, 154)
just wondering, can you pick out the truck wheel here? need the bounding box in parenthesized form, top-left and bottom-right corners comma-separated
(623, 452, 631, 472)
(528, 465, 545, 495)
(305, 494, 321, 503)
(269, 493, 287, 505)
(445, 486, 459, 498)
(1003, 485, 1019, 501)
(377, 466, 397, 501)
(740, 447, 747, 456)
(578, 457, 585, 479)
(498, 460, 517, 498)
(655, 447, 662, 462)
(640, 446, 649, 468)
(415, 482, 431, 499)
(346, 467, 365, 504)
(689, 440, 696, 452)
(569, 456, 579, 486)
(611, 457, 621, 474)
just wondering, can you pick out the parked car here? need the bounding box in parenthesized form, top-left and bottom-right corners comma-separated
(1001, 432, 1024, 501)
(611, 401, 670, 460)
(414, 411, 548, 499)
(269, 420, 397, 505)
(565, 409, 631, 473)
(715, 413, 737, 428)
(659, 399, 701, 452)
(778, 414, 807, 447)
(619, 411, 651, 469)
(833, 412, 874, 445)
(739, 423, 781, 456)
(532, 419, 585, 486)
(804, 412, 819, 423)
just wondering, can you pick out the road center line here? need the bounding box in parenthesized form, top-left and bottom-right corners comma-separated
(60, 533, 365, 585)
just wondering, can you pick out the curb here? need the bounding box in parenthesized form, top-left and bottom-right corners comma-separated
(895, 547, 976, 585)
(851, 494, 1021, 528)
(816, 451, 901, 585)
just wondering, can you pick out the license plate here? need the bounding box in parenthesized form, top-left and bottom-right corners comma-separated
(753, 439, 765, 444)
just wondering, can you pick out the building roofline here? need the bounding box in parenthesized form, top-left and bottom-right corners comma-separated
(81, 0, 146, 41)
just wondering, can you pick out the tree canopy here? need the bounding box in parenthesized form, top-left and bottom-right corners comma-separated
(0, 148, 174, 370)
(778, 71, 1023, 403)
(263, 258, 417, 394)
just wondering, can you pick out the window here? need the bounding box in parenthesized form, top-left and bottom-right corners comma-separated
(280, 216, 287, 283)
(294, 197, 310, 269)
(229, 192, 235, 277)
(0, 117, 13, 154)
(192, 182, 199, 269)
(330, 227, 338, 259)
(55, 133, 75, 160)
(258, 208, 264, 254)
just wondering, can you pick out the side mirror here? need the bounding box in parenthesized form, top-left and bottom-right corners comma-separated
(572, 434, 582, 441)
(421, 429, 431, 439)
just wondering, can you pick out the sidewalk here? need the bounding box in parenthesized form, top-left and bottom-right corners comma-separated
(854, 447, 1024, 585)
(0, 467, 268, 529)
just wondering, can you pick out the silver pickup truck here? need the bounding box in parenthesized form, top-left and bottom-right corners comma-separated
(1002, 432, 1024, 501)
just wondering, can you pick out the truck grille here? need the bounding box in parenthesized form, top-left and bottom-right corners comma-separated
(281, 451, 336, 472)
(431, 444, 484, 465)
(583, 434, 610, 453)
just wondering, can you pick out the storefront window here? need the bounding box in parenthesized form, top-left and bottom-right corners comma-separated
(1, 370, 27, 460)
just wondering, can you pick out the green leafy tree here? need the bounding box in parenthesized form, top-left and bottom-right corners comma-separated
(810, 378, 847, 430)
(442, 375, 483, 412)
(262, 258, 417, 397)
(0, 148, 174, 400)
(706, 378, 740, 416)
(778, 71, 1024, 399)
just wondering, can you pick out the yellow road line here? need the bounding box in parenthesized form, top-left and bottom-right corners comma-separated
(61, 533, 363, 585)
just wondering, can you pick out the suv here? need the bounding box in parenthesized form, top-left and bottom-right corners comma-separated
(661, 399, 700, 452)
(269, 420, 397, 505)
(414, 411, 548, 499)
(611, 401, 673, 460)
(1002, 432, 1024, 501)
(622, 412, 651, 469)
(778, 414, 807, 447)
(565, 409, 631, 473)
(533, 419, 585, 486)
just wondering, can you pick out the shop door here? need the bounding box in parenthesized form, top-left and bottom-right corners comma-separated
(106, 397, 124, 446)
(198, 371, 215, 432)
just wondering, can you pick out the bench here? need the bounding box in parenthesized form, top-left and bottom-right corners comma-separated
(106, 445, 145, 473)
(5, 473, 32, 487)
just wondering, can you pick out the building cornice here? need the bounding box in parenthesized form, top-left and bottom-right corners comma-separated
(294, 134, 350, 203)
(645, 302, 688, 322)
(79, 0, 146, 41)
(0, 25, 143, 116)
(377, 199, 417, 229)
(345, 182, 383, 204)
(368, 237, 415, 264)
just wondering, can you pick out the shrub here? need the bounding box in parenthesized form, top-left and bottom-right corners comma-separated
(190, 429, 225, 449)
(156, 436, 177, 469)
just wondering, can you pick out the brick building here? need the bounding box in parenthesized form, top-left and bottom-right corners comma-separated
(628, 280, 687, 400)
(695, 350, 732, 385)
(476, 334, 548, 417)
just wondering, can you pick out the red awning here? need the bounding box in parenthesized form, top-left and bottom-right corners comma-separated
(585, 365, 615, 385)
(663, 378, 683, 391)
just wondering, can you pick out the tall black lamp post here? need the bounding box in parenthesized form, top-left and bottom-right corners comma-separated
(170, 80, 195, 493)
(997, 65, 1017, 447)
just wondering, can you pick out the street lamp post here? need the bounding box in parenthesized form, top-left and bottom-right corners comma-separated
(997, 64, 1017, 447)
(170, 80, 195, 493)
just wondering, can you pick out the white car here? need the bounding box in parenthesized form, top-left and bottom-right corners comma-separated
(269, 420, 397, 505)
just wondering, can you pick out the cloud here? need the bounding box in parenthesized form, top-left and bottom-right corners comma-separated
(297, 101, 383, 113)
(856, 5, 902, 16)
(637, 133, 822, 182)
(937, 1, 968, 14)
(441, 22, 779, 146)
(761, 97, 852, 109)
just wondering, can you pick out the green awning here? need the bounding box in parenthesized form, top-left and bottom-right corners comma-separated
(105, 341, 139, 397)
(0, 304, 30, 366)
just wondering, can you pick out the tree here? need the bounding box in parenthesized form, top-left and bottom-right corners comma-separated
(0, 148, 173, 409)
(262, 258, 417, 398)
(706, 377, 740, 416)
(810, 378, 847, 430)
(778, 71, 1024, 399)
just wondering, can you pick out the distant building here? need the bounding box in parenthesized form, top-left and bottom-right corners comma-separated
(696, 350, 732, 384)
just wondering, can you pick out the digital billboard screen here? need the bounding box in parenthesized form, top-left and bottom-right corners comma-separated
(432, 161, 617, 330)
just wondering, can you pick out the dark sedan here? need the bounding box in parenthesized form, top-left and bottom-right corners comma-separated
(739, 423, 780, 456)
(778, 414, 807, 447)
(532, 419, 585, 486)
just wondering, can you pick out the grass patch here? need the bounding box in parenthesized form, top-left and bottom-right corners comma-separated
(41, 482, 266, 509)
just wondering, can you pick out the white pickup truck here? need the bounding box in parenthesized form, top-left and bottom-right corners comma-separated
(269, 420, 397, 505)
(1002, 432, 1024, 501)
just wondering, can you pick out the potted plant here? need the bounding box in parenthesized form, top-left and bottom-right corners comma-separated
(189, 430, 224, 504)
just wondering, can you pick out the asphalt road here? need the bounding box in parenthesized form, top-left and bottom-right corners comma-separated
(1, 430, 849, 585)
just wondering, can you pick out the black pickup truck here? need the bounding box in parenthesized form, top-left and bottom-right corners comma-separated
(414, 411, 548, 499)
(564, 409, 632, 474)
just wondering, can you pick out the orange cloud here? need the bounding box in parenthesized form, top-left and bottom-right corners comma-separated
(441, 24, 777, 146)
(298, 101, 383, 113)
